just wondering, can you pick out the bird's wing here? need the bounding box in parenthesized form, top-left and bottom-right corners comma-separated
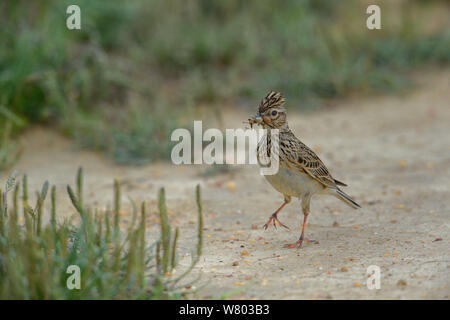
(281, 135, 338, 189)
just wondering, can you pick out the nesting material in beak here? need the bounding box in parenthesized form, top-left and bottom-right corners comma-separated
(248, 114, 263, 128)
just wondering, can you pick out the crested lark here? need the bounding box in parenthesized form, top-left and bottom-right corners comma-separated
(250, 91, 360, 248)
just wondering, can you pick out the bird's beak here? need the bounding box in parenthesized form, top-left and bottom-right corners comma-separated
(248, 114, 263, 128)
(262, 115, 271, 124)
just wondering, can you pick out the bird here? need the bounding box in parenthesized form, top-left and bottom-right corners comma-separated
(249, 90, 360, 248)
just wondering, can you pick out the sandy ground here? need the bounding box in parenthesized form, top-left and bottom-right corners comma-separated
(2, 69, 449, 299)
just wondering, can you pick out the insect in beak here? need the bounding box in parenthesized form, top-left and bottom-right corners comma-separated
(248, 114, 263, 128)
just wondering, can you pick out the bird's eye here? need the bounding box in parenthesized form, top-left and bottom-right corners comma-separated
(271, 110, 278, 116)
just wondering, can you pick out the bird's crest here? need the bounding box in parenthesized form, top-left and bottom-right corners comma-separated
(259, 91, 286, 114)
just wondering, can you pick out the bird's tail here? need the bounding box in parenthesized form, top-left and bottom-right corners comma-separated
(331, 188, 361, 209)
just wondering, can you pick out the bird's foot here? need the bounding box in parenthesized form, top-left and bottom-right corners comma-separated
(284, 238, 316, 249)
(263, 213, 289, 230)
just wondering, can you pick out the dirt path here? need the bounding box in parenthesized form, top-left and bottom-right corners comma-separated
(2, 69, 449, 299)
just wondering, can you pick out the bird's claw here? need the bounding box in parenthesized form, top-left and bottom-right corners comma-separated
(263, 214, 289, 230)
(284, 238, 317, 249)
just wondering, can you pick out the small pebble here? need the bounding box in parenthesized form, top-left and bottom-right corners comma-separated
(397, 280, 407, 287)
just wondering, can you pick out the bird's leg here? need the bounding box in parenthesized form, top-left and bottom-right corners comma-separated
(285, 197, 316, 249)
(263, 196, 290, 230)
(284, 213, 314, 248)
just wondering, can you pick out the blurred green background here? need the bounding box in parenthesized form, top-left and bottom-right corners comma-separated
(1, 0, 449, 169)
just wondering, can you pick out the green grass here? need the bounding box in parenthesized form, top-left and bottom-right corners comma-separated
(0, 168, 204, 299)
(0, 0, 449, 168)
(0, 120, 22, 172)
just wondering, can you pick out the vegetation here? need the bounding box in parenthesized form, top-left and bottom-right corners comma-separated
(0, 168, 203, 299)
(0, 0, 449, 167)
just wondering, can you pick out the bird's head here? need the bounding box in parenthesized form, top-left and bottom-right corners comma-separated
(249, 91, 287, 129)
